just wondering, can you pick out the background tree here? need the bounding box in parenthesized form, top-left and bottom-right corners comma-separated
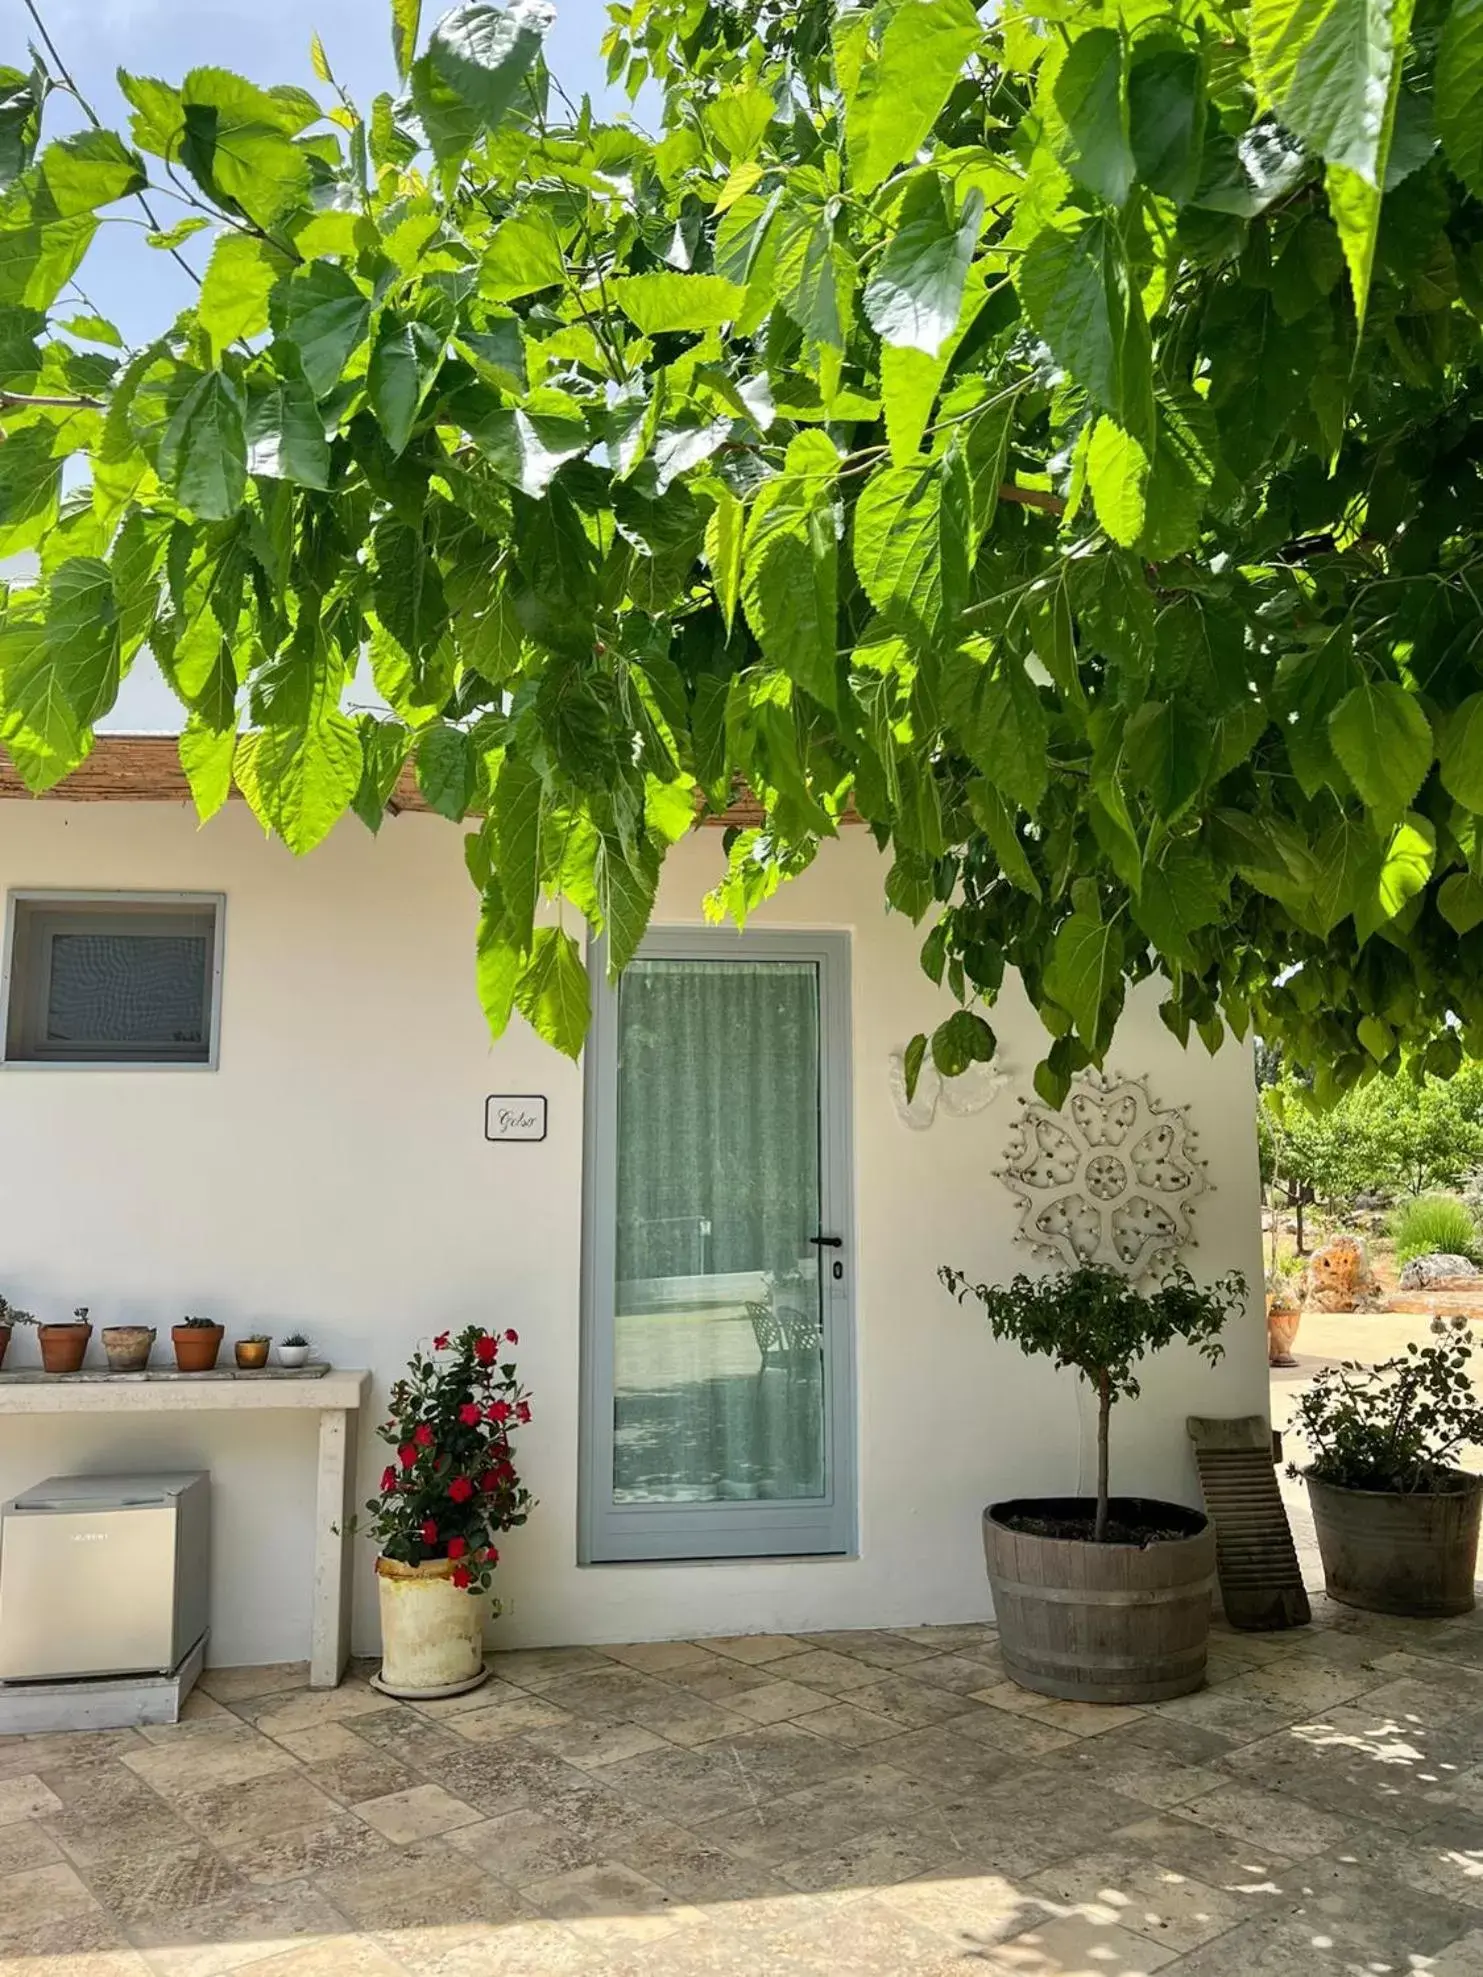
(2, 0, 1483, 1100)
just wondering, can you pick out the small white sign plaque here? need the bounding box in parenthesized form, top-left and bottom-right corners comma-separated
(485, 1095, 548, 1143)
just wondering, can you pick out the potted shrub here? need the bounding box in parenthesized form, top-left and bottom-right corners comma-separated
(234, 1334, 271, 1370)
(0, 1298, 36, 1371)
(277, 1332, 310, 1369)
(1292, 1316, 1483, 1617)
(171, 1316, 224, 1372)
(38, 1306, 93, 1375)
(357, 1325, 535, 1699)
(942, 1262, 1246, 1704)
(102, 1323, 156, 1373)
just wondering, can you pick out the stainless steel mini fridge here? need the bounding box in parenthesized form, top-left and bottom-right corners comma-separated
(0, 1473, 210, 1681)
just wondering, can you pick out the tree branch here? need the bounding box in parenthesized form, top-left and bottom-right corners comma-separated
(0, 389, 103, 409)
(998, 483, 1065, 515)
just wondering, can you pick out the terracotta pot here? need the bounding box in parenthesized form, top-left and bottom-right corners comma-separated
(38, 1323, 92, 1374)
(1266, 1290, 1302, 1367)
(171, 1324, 224, 1373)
(375, 1555, 489, 1699)
(234, 1339, 270, 1370)
(102, 1325, 156, 1373)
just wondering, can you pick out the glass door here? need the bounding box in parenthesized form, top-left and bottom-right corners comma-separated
(581, 928, 855, 1562)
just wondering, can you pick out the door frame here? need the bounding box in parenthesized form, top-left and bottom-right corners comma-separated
(579, 925, 857, 1565)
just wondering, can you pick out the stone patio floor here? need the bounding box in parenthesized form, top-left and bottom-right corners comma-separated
(4, 1598, 1483, 1977)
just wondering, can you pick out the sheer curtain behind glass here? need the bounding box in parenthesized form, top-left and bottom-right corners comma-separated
(612, 958, 825, 1504)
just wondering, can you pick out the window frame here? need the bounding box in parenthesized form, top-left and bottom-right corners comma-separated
(579, 925, 858, 1566)
(1, 890, 227, 1072)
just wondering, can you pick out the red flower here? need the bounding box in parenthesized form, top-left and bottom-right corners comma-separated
(451, 1565, 472, 1589)
(414, 1422, 434, 1448)
(483, 1546, 499, 1566)
(458, 1402, 482, 1427)
(516, 1401, 531, 1424)
(504, 1329, 519, 1345)
(448, 1476, 474, 1504)
(479, 1470, 499, 1494)
(380, 1466, 397, 1492)
(447, 1536, 467, 1561)
(398, 1443, 417, 1470)
(474, 1334, 498, 1365)
(433, 1332, 450, 1351)
(487, 1400, 510, 1424)
(420, 1518, 438, 1544)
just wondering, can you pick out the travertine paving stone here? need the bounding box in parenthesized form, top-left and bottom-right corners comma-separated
(0, 1605, 1481, 1973)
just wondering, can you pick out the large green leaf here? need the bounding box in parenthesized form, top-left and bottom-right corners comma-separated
(495, 751, 544, 951)
(0, 67, 40, 188)
(234, 712, 362, 854)
(392, 0, 423, 79)
(607, 272, 746, 333)
(179, 714, 236, 822)
(39, 131, 147, 216)
(0, 602, 85, 790)
(0, 210, 96, 309)
(863, 176, 985, 356)
(468, 406, 588, 496)
(179, 67, 314, 225)
(1124, 698, 1215, 821)
(45, 556, 121, 725)
(1018, 217, 1151, 441)
(1438, 0, 1483, 196)
(843, 0, 983, 193)
(852, 458, 954, 635)
(1055, 27, 1134, 207)
(413, 0, 554, 166)
(199, 231, 291, 358)
(158, 371, 248, 520)
(274, 262, 371, 398)
(939, 641, 1049, 813)
(1250, 0, 1415, 322)
(245, 373, 331, 487)
(372, 519, 449, 659)
(1043, 907, 1123, 1047)
(0, 423, 61, 554)
(350, 715, 411, 832)
(514, 925, 588, 1059)
(478, 213, 565, 300)
(1128, 48, 1205, 204)
(367, 310, 444, 455)
(741, 430, 839, 708)
(772, 192, 848, 348)
(1328, 678, 1433, 824)
(1441, 693, 1483, 811)
(1086, 417, 1149, 547)
(416, 722, 475, 820)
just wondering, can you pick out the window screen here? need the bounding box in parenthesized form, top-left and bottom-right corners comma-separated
(5, 899, 221, 1065)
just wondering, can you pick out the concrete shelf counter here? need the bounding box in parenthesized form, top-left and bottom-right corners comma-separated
(0, 1366, 369, 1686)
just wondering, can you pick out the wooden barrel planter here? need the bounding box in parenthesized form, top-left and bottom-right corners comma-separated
(983, 1497, 1217, 1705)
(1307, 1472, 1482, 1618)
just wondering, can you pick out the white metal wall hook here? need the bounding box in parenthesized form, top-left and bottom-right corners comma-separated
(998, 1069, 1209, 1278)
(888, 1049, 1011, 1130)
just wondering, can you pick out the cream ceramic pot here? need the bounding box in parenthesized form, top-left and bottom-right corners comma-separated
(374, 1556, 488, 1698)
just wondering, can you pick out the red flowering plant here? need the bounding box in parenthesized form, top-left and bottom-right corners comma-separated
(360, 1325, 534, 1594)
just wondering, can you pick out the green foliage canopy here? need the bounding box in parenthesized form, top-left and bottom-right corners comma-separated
(4, 0, 1483, 1093)
(1262, 1059, 1483, 1200)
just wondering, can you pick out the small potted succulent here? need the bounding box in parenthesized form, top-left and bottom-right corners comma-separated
(0, 1297, 36, 1371)
(102, 1322, 156, 1373)
(171, 1315, 224, 1373)
(941, 1262, 1245, 1704)
(356, 1325, 534, 1699)
(39, 1306, 93, 1375)
(277, 1332, 311, 1369)
(234, 1333, 271, 1370)
(1292, 1316, 1483, 1617)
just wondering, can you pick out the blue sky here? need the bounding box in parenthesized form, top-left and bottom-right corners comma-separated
(9, 1, 628, 728)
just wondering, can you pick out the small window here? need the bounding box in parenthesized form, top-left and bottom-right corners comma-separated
(4, 895, 223, 1068)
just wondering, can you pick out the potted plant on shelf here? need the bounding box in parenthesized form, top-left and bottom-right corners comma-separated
(277, 1332, 310, 1369)
(1291, 1315, 1483, 1617)
(358, 1324, 535, 1700)
(0, 1298, 35, 1371)
(171, 1315, 224, 1373)
(941, 1262, 1246, 1704)
(102, 1322, 156, 1373)
(38, 1306, 93, 1375)
(234, 1334, 271, 1370)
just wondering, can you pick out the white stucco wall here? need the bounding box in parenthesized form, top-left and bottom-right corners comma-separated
(0, 800, 1267, 1664)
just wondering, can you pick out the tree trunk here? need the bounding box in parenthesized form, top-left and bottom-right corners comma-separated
(1094, 1372, 1111, 1542)
(1295, 1192, 1306, 1255)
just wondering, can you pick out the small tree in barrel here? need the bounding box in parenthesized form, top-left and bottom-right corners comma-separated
(940, 1266, 1246, 1542)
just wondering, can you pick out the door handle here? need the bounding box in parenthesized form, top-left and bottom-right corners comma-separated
(808, 1234, 843, 1248)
